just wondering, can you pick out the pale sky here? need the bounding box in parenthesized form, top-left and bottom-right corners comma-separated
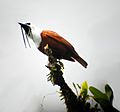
(0, 0, 120, 112)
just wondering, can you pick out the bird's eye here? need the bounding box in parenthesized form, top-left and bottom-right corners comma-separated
(26, 23, 31, 25)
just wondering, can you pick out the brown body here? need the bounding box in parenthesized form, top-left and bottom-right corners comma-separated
(38, 30, 88, 68)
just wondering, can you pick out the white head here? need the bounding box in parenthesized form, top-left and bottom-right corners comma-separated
(19, 22, 42, 48)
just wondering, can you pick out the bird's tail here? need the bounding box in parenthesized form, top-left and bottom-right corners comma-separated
(73, 52, 88, 68)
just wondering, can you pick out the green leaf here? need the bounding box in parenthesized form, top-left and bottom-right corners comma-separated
(77, 83, 81, 89)
(80, 81, 88, 99)
(89, 86, 110, 109)
(73, 83, 78, 96)
(89, 86, 107, 99)
(105, 84, 114, 105)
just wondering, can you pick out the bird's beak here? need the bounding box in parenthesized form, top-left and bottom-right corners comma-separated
(18, 22, 31, 48)
(18, 22, 30, 34)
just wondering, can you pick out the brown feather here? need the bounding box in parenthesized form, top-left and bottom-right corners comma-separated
(38, 30, 88, 68)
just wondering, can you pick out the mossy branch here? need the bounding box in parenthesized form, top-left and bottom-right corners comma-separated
(44, 45, 119, 112)
(44, 44, 79, 112)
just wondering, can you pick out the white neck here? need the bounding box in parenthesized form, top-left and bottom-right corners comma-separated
(29, 26, 42, 48)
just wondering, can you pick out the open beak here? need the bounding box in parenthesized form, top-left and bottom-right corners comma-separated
(18, 22, 31, 48)
(18, 22, 30, 34)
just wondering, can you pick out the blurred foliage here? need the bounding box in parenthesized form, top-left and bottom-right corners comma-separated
(89, 84, 119, 112)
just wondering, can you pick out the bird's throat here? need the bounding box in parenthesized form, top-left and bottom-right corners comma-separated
(29, 28, 42, 48)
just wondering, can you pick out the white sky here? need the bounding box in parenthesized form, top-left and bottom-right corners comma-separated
(0, 0, 120, 112)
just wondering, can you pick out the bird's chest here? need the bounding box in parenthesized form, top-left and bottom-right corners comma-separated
(31, 30, 41, 48)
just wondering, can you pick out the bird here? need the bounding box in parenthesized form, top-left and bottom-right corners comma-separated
(18, 22, 88, 68)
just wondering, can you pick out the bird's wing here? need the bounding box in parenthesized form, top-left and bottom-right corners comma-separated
(40, 30, 88, 68)
(41, 30, 75, 51)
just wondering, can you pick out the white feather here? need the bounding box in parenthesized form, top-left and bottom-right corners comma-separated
(28, 24, 42, 48)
